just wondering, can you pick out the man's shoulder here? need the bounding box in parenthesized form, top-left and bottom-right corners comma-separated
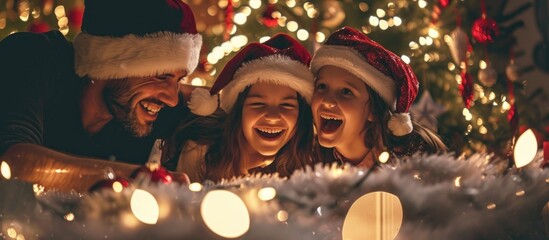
(1, 31, 71, 59)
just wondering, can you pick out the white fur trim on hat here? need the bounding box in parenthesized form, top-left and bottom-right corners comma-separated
(73, 32, 202, 80)
(388, 113, 413, 136)
(311, 45, 397, 111)
(188, 88, 219, 116)
(220, 55, 314, 113)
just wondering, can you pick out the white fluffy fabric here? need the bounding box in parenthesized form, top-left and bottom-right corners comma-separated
(311, 45, 397, 111)
(220, 55, 314, 113)
(187, 88, 219, 116)
(388, 112, 413, 136)
(73, 32, 202, 80)
(7, 153, 548, 239)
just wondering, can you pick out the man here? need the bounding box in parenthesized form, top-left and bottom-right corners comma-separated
(0, 0, 201, 190)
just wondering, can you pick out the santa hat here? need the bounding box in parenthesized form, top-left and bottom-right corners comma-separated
(188, 34, 314, 116)
(73, 0, 202, 80)
(310, 27, 419, 136)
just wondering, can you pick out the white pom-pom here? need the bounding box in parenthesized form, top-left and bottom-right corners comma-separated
(388, 113, 413, 136)
(187, 88, 218, 116)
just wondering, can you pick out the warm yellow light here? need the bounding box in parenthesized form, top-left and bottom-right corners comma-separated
(249, 0, 262, 9)
(315, 32, 326, 42)
(488, 92, 496, 101)
(112, 181, 124, 193)
(479, 60, 487, 69)
(343, 191, 402, 240)
(378, 151, 390, 163)
(201, 190, 250, 238)
(501, 101, 511, 111)
(1, 161, 11, 179)
(419, 36, 426, 45)
(514, 129, 538, 168)
(486, 203, 496, 210)
(189, 78, 204, 86)
(379, 20, 389, 30)
(54, 6, 65, 18)
(222, 42, 233, 54)
(259, 36, 271, 43)
(409, 41, 419, 50)
(64, 212, 75, 221)
(277, 210, 289, 221)
(393, 16, 402, 26)
(476, 118, 483, 126)
(130, 189, 159, 225)
(297, 29, 309, 41)
(369, 16, 379, 26)
(418, 0, 428, 8)
(479, 126, 488, 134)
(516, 190, 525, 196)
(376, 9, 386, 18)
(359, 2, 369, 12)
(286, 0, 296, 8)
(189, 182, 203, 192)
(448, 62, 456, 71)
(7, 227, 17, 238)
(454, 176, 461, 187)
(425, 36, 433, 45)
(287, 21, 298, 32)
(234, 13, 247, 25)
(401, 55, 410, 64)
(258, 187, 277, 201)
(428, 28, 440, 38)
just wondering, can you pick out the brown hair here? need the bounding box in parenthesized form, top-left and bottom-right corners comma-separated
(204, 86, 314, 182)
(363, 86, 447, 153)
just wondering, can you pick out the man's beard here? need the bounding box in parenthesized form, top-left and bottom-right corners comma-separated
(103, 80, 154, 137)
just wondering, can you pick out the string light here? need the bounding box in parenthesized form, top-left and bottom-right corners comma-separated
(286, 21, 298, 32)
(393, 16, 402, 26)
(368, 16, 379, 27)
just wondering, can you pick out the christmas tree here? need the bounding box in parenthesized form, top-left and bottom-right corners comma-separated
(1, 0, 545, 157)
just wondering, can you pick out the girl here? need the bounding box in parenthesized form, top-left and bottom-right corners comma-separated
(310, 27, 446, 168)
(173, 34, 315, 182)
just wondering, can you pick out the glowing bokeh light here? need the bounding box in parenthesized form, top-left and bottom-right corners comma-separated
(258, 187, 277, 201)
(201, 190, 250, 238)
(130, 189, 160, 224)
(343, 191, 403, 240)
(1, 161, 11, 179)
(514, 129, 538, 168)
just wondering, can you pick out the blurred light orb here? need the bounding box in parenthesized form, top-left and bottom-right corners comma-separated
(130, 189, 159, 224)
(201, 190, 250, 238)
(1, 161, 11, 179)
(514, 129, 538, 168)
(343, 191, 403, 240)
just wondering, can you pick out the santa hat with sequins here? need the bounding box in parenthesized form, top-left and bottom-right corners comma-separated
(73, 0, 202, 80)
(310, 26, 419, 136)
(188, 33, 314, 116)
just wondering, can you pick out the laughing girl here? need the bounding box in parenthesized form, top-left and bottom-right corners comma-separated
(174, 34, 315, 182)
(310, 27, 446, 168)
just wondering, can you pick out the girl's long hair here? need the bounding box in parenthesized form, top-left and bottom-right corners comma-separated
(204, 86, 314, 182)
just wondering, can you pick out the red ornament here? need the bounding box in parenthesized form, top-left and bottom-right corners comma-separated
(68, 6, 85, 29)
(459, 72, 474, 108)
(131, 163, 173, 184)
(261, 4, 278, 28)
(438, 0, 450, 8)
(89, 176, 131, 192)
(28, 21, 50, 33)
(471, 17, 499, 43)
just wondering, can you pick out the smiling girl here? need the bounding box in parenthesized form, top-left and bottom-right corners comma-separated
(310, 27, 446, 168)
(174, 34, 315, 182)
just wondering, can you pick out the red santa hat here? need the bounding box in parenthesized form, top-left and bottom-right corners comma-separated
(188, 33, 314, 116)
(310, 27, 419, 136)
(73, 0, 202, 80)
